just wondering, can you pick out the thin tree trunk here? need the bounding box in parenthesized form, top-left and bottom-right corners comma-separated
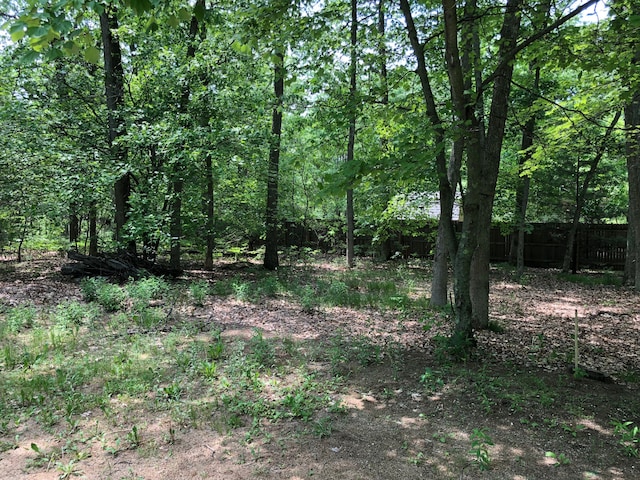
(100, 8, 133, 253)
(89, 202, 98, 256)
(204, 153, 215, 270)
(513, 65, 541, 279)
(264, 49, 285, 271)
(399, 0, 458, 266)
(69, 205, 80, 250)
(561, 110, 622, 273)
(431, 142, 461, 306)
(345, 0, 358, 268)
(170, 1, 204, 270)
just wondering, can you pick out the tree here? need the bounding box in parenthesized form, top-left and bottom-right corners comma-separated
(100, 6, 133, 252)
(264, 48, 285, 270)
(609, 0, 640, 287)
(345, 0, 358, 268)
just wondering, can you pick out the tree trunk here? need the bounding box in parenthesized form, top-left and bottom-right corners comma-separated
(100, 8, 133, 253)
(625, 95, 640, 288)
(89, 202, 98, 256)
(169, 180, 183, 270)
(561, 110, 622, 273)
(431, 142, 461, 306)
(345, 0, 358, 268)
(264, 50, 285, 271)
(204, 153, 215, 271)
(170, 1, 204, 270)
(69, 205, 80, 250)
(443, 0, 522, 336)
(513, 65, 540, 279)
(399, 0, 458, 273)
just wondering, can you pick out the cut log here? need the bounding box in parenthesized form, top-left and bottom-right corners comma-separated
(61, 251, 182, 280)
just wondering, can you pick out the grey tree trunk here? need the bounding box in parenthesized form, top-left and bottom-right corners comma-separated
(513, 65, 540, 279)
(399, 0, 458, 293)
(625, 95, 640, 288)
(444, 0, 522, 335)
(431, 143, 461, 306)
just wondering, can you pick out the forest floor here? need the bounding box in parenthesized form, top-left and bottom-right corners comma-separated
(0, 252, 639, 480)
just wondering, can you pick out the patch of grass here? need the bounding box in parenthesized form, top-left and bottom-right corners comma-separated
(4, 304, 38, 333)
(189, 280, 209, 306)
(557, 271, 622, 287)
(211, 279, 235, 296)
(127, 276, 169, 309)
(81, 278, 125, 312)
(247, 329, 276, 370)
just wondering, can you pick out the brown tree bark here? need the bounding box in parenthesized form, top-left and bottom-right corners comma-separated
(624, 95, 640, 288)
(88, 202, 98, 256)
(69, 206, 80, 249)
(264, 49, 285, 271)
(100, 8, 133, 253)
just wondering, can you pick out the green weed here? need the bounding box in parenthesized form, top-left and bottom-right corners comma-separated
(420, 367, 445, 393)
(545, 451, 570, 466)
(612, 420, 639, 457)
(5, 304, 37, 333)
(127, 276, 169, 304)
(189, 280, 209, 306)
(469, 428, 493, 471)
(83, 278, 125, 311)
(53, 301, 97, 328)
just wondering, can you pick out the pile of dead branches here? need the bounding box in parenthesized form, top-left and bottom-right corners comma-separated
(61, 251, 182, 280)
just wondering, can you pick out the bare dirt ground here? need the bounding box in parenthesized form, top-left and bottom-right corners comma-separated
(0, 252, 639, 480)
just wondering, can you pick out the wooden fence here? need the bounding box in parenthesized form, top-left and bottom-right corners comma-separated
(489, 223, 627, 270)
(282, 222, 628, 270)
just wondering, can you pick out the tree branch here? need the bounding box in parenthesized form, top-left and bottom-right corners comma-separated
(482, 0, 599, 88)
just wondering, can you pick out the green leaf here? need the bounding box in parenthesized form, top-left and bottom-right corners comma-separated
(10, 28, 26, 42)
(9, 22, 27, 42)
(45, 48, 64, 61)
(167, 14, 180, 28)
(146, 17, 158, 33)
(231, 40, 252, 55)
(19, 49, 41, 64)
(127, 0, 153, 16)
(631, 15, 640, 27)
(84, 45, 101, 64)
(194, 2, 206, 21)
(62, 40, 80, 55)
(178, 7, 192, 21)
